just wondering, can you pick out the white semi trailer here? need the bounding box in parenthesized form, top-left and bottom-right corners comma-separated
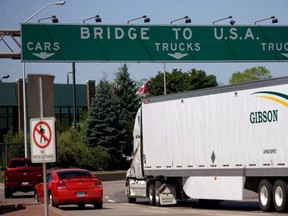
(125, 77, 288, 213)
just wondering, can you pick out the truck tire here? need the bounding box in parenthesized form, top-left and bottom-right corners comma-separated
(148, 183, 155, 206)
(4, 188, 12, 198)
(273, 180, 288, 213)
(258, 179, 274, 212)
(155, 181, 162, 207)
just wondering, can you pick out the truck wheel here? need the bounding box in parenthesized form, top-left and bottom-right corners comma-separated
(155, 181, 162, 207)
(148, 183, 155, 206)
(4, 188, 12, 198)
(273, 180, 288, 213)
(258, 179, 274, 212)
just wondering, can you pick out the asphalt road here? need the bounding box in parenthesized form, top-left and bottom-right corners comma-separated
(62, 181, 276, 216)
(0, 181, 278, 216)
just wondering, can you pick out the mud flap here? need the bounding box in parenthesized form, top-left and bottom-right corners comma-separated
(159, 183, 177, 205)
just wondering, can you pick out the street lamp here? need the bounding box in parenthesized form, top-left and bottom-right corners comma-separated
(167, 16, 191, 95)
(254, 16, 278, 25)
(23, 0, 65, 23)
(38, 15, 59, 23)
(170, 16, 191, 24)
(213, 16, 235, 25)
(0, 75, 10, 82)
(83, 15, 102, 23)
(127, 15, 150, 24)
(22, 0, 65, 157)
(71, 62, 76, 129)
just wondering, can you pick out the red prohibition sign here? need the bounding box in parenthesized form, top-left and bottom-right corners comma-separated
(33, 121, 52, 149)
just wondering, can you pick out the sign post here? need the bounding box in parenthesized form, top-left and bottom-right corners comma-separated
(21, 24, 288, 62)
(30, 77, 56, 216)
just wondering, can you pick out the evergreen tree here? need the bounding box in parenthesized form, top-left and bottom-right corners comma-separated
(114, 64, 140, 120)
(114, 64, 141, 155)
(86, 80, 127, 169)
(86, 80, 126, 149)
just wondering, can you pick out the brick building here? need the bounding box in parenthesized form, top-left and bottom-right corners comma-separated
(0, 79, 95, 142)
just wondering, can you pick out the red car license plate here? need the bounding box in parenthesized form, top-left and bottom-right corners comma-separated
(22, 182, 29, 185)
(76, 192, 86, 197)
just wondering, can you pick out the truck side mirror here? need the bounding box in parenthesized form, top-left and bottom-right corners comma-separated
(122, 154, 133, 162)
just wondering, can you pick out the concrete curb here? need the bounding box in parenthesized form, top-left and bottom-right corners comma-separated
(0, 202, 25, 214)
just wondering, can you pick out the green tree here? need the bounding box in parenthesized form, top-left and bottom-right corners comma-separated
(148, 68, 218, 96)
(56, 127, 93, 169)
(85, 80, 126, 170)
(3, 130, 27, 160)
(229, 66, 272, 84)
(187, 68, 218, 89)
(114, 64, 141, 156)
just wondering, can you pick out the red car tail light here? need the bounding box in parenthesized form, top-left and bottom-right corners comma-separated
(56, 181, 66, 190)
(94, 179, 102, 188)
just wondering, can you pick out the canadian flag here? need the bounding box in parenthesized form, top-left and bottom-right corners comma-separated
(136, 82, 148, 97)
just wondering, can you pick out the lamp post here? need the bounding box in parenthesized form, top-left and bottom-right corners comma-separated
(38, 15, 59, 23)
(170, 16, 191, 24)
(22, 0, 65, 158)
(72, 62, 76, 129)
(166, 16, 191, 95)
(66, 68, 77, 128)
(213, 16, 235, 25)
(23, 0, 65, 23)
(22, 0, 65, 157)
(254, 16, 278, 25)
(127, 15, 150, 24)
(0, 75, 10, 82)
(83, 15, 102, 23)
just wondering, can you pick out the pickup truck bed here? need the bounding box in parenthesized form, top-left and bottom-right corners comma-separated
(1, 158, 43, 198)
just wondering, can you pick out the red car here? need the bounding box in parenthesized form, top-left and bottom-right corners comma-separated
(34, 168, 103, 209)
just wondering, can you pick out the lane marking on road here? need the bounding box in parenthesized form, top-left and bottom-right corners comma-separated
(122, 203, 137, 207)
(143, 210, 168, 214)
(104, 196, 116, 203)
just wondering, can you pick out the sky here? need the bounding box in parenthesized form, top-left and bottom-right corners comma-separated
(0, 0, 288, 85)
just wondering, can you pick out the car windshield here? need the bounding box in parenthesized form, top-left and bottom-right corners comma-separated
(57, 170, 92, 180)
(9, 159, 41, 168)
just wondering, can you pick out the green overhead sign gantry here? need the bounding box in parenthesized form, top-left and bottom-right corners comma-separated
(21, 24, 288, 62)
